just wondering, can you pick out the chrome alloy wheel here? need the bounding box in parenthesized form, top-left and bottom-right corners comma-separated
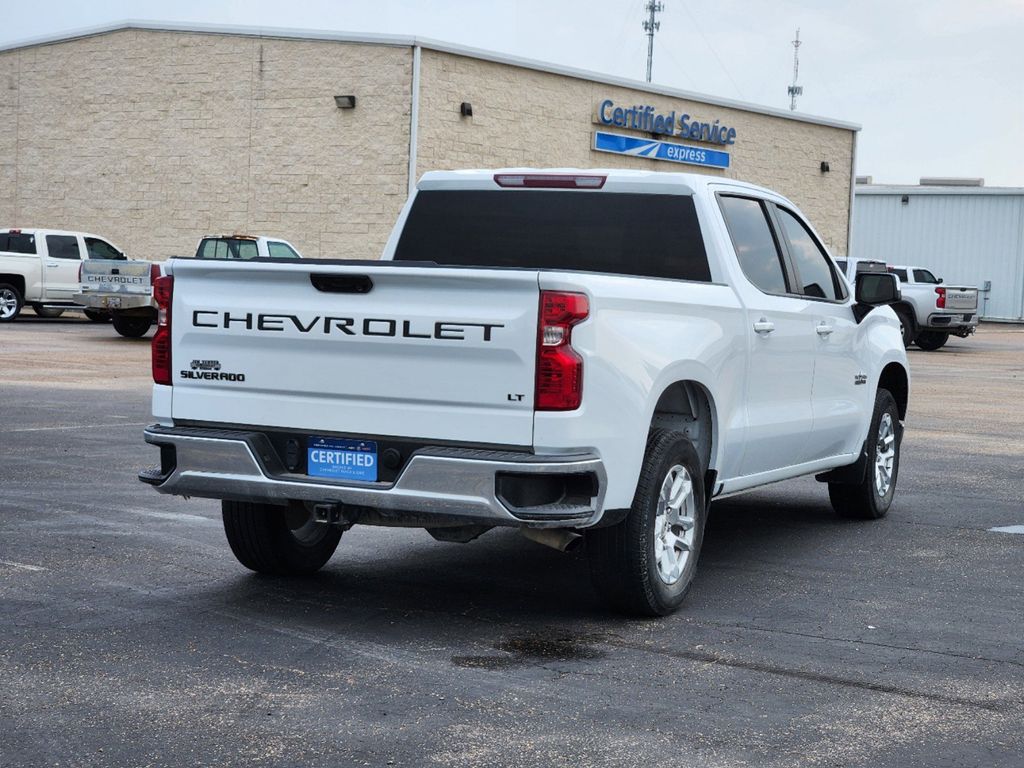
(0, 288, 18, 320)
(653, 464, 697, 585)
(874, 412, 896, 497)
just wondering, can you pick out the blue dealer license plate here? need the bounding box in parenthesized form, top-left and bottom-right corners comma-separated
(307, 437, 378, 482)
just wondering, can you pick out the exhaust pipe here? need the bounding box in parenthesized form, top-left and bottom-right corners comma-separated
(520, 527, 583, 553)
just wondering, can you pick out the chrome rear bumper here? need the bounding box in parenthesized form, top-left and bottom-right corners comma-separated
(140, 425, 607, 528)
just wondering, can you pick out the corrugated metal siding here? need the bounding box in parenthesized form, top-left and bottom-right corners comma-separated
(852, 192, 1024, 320)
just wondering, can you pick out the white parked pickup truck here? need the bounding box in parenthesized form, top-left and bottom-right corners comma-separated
(139, 169, 910, 616)
(76, 234, 304, 337)
(836, 258, 978, 350)
(0, 228, 127, 322)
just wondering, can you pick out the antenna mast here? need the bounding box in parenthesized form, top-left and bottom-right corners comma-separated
(643, 2, 664, 83)
(787, 28, 803, 111)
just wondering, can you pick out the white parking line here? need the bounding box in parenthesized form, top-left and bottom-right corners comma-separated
(4, 422, 149, 433)
(988, 525, 1024, 534)
(0, 560, 47, 572)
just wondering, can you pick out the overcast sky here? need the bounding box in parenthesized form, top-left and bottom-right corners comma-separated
(3, 0, 1022, 186)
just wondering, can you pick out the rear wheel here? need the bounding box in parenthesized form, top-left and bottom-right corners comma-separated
(31, 305, 65, 318)
(84, 309, 111, 322)
(222, 501, 342, 575)
(893, 306, 915, 347)
(915, 331, 949, 351)
(112, 315, 153, 338)
(828, 389, 900, 519)
(0, 283, 23, 322)
(587, 429, 706, 616)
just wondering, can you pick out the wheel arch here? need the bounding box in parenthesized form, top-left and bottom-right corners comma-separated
(0, 274, 27, 297)
(648, 380, 717, 475)
(878, 362, 909, 420)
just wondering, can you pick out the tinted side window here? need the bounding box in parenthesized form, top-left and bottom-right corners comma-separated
(267, 242, 300, 259)
(395, 191, 711, 282)
(46, 235, 81, 260)
(718, 196, 788, 294)
(776, 208, 841, 301)
(890, 268, 908, 282)
(914, 269, 938, 284)
(0, 233, 37, 254)
(85, 238, 124, 260)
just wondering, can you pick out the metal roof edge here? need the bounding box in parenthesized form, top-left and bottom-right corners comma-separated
(0, 20, 861, 133)
(856, 185, 1024, 196)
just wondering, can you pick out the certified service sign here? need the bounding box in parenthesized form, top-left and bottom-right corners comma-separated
(593, 130, 730, 169)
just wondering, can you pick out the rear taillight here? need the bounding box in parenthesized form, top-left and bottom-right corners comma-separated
(935, 287, 946, 309)
(535, 291, 589, 411)
(150, 263, 161, 283)
(152, 275, 173, 385)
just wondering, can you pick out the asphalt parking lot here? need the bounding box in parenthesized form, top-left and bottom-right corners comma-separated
(2, 313, 1022, 767)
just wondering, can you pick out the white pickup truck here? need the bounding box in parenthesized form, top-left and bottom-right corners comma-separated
(837, 259, 978, 350)
(76, 234, 304, 337)
(139, 169, 909, 616)
(0, 228, 127, 322)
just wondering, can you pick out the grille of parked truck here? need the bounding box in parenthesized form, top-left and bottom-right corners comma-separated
(138, 169, 910, 616)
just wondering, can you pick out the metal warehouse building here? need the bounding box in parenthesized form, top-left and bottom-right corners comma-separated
(853, 182, 1024, 321)
(0, 22, 859, 262)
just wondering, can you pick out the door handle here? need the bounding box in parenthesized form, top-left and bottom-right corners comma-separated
(753, 318, 775, 335)
(816, 322, 834, 337)
(46, 263, 60, 269)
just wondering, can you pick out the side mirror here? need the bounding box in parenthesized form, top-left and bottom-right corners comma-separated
(937, 278, 944, 284)
(854, 272, 901, 323)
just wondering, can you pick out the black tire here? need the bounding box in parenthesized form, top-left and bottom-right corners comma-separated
(0, 283, 24, 322)
(31, 305, 65, 319)
(222, 501, 343, 575)
(587, 429, 707, 616)
(112, 315, 153, 338)
(915, 331, 949, 351)
(893, 306, 915, 347)
(84, 309, 111, 323)
(828, 389, 901, 520)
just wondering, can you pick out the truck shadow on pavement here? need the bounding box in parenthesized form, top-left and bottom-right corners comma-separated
(193, 493, 854, 634)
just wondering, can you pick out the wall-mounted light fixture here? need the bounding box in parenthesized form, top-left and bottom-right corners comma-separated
(460, 102, 473, 117)
(334, 95, 356, 109)
(901, 194, 909, 205)
(820, 161, 830, 173)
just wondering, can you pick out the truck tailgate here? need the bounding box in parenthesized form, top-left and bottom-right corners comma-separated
(944, 287, 978, 311)
(80, 261, 152, 295)
(167, 260, 540, 446)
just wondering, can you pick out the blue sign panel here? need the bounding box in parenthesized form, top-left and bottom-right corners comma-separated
(308, 437, 378, 482)
(593, 130, 730, 170)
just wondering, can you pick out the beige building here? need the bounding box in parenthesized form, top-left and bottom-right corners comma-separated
(0, 22, 859, 261)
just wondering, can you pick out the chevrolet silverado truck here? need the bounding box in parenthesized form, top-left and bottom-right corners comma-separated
(836, 258, 978, 350)
(76, 260, 164, 337)
(76, 234, 303, 337)
(138, 169, 909, 616)
(0, 228, 126, 322)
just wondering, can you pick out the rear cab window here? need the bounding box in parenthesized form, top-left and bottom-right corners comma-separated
(198, 238, 260, 260)
(394, 190, 712, 282)
(0, 232, 37, 255)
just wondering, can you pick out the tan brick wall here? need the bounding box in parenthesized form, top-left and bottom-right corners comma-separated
(0, 30, 854, 262)
(417, 50, 855, 254)
(0, 30, 412, 260)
